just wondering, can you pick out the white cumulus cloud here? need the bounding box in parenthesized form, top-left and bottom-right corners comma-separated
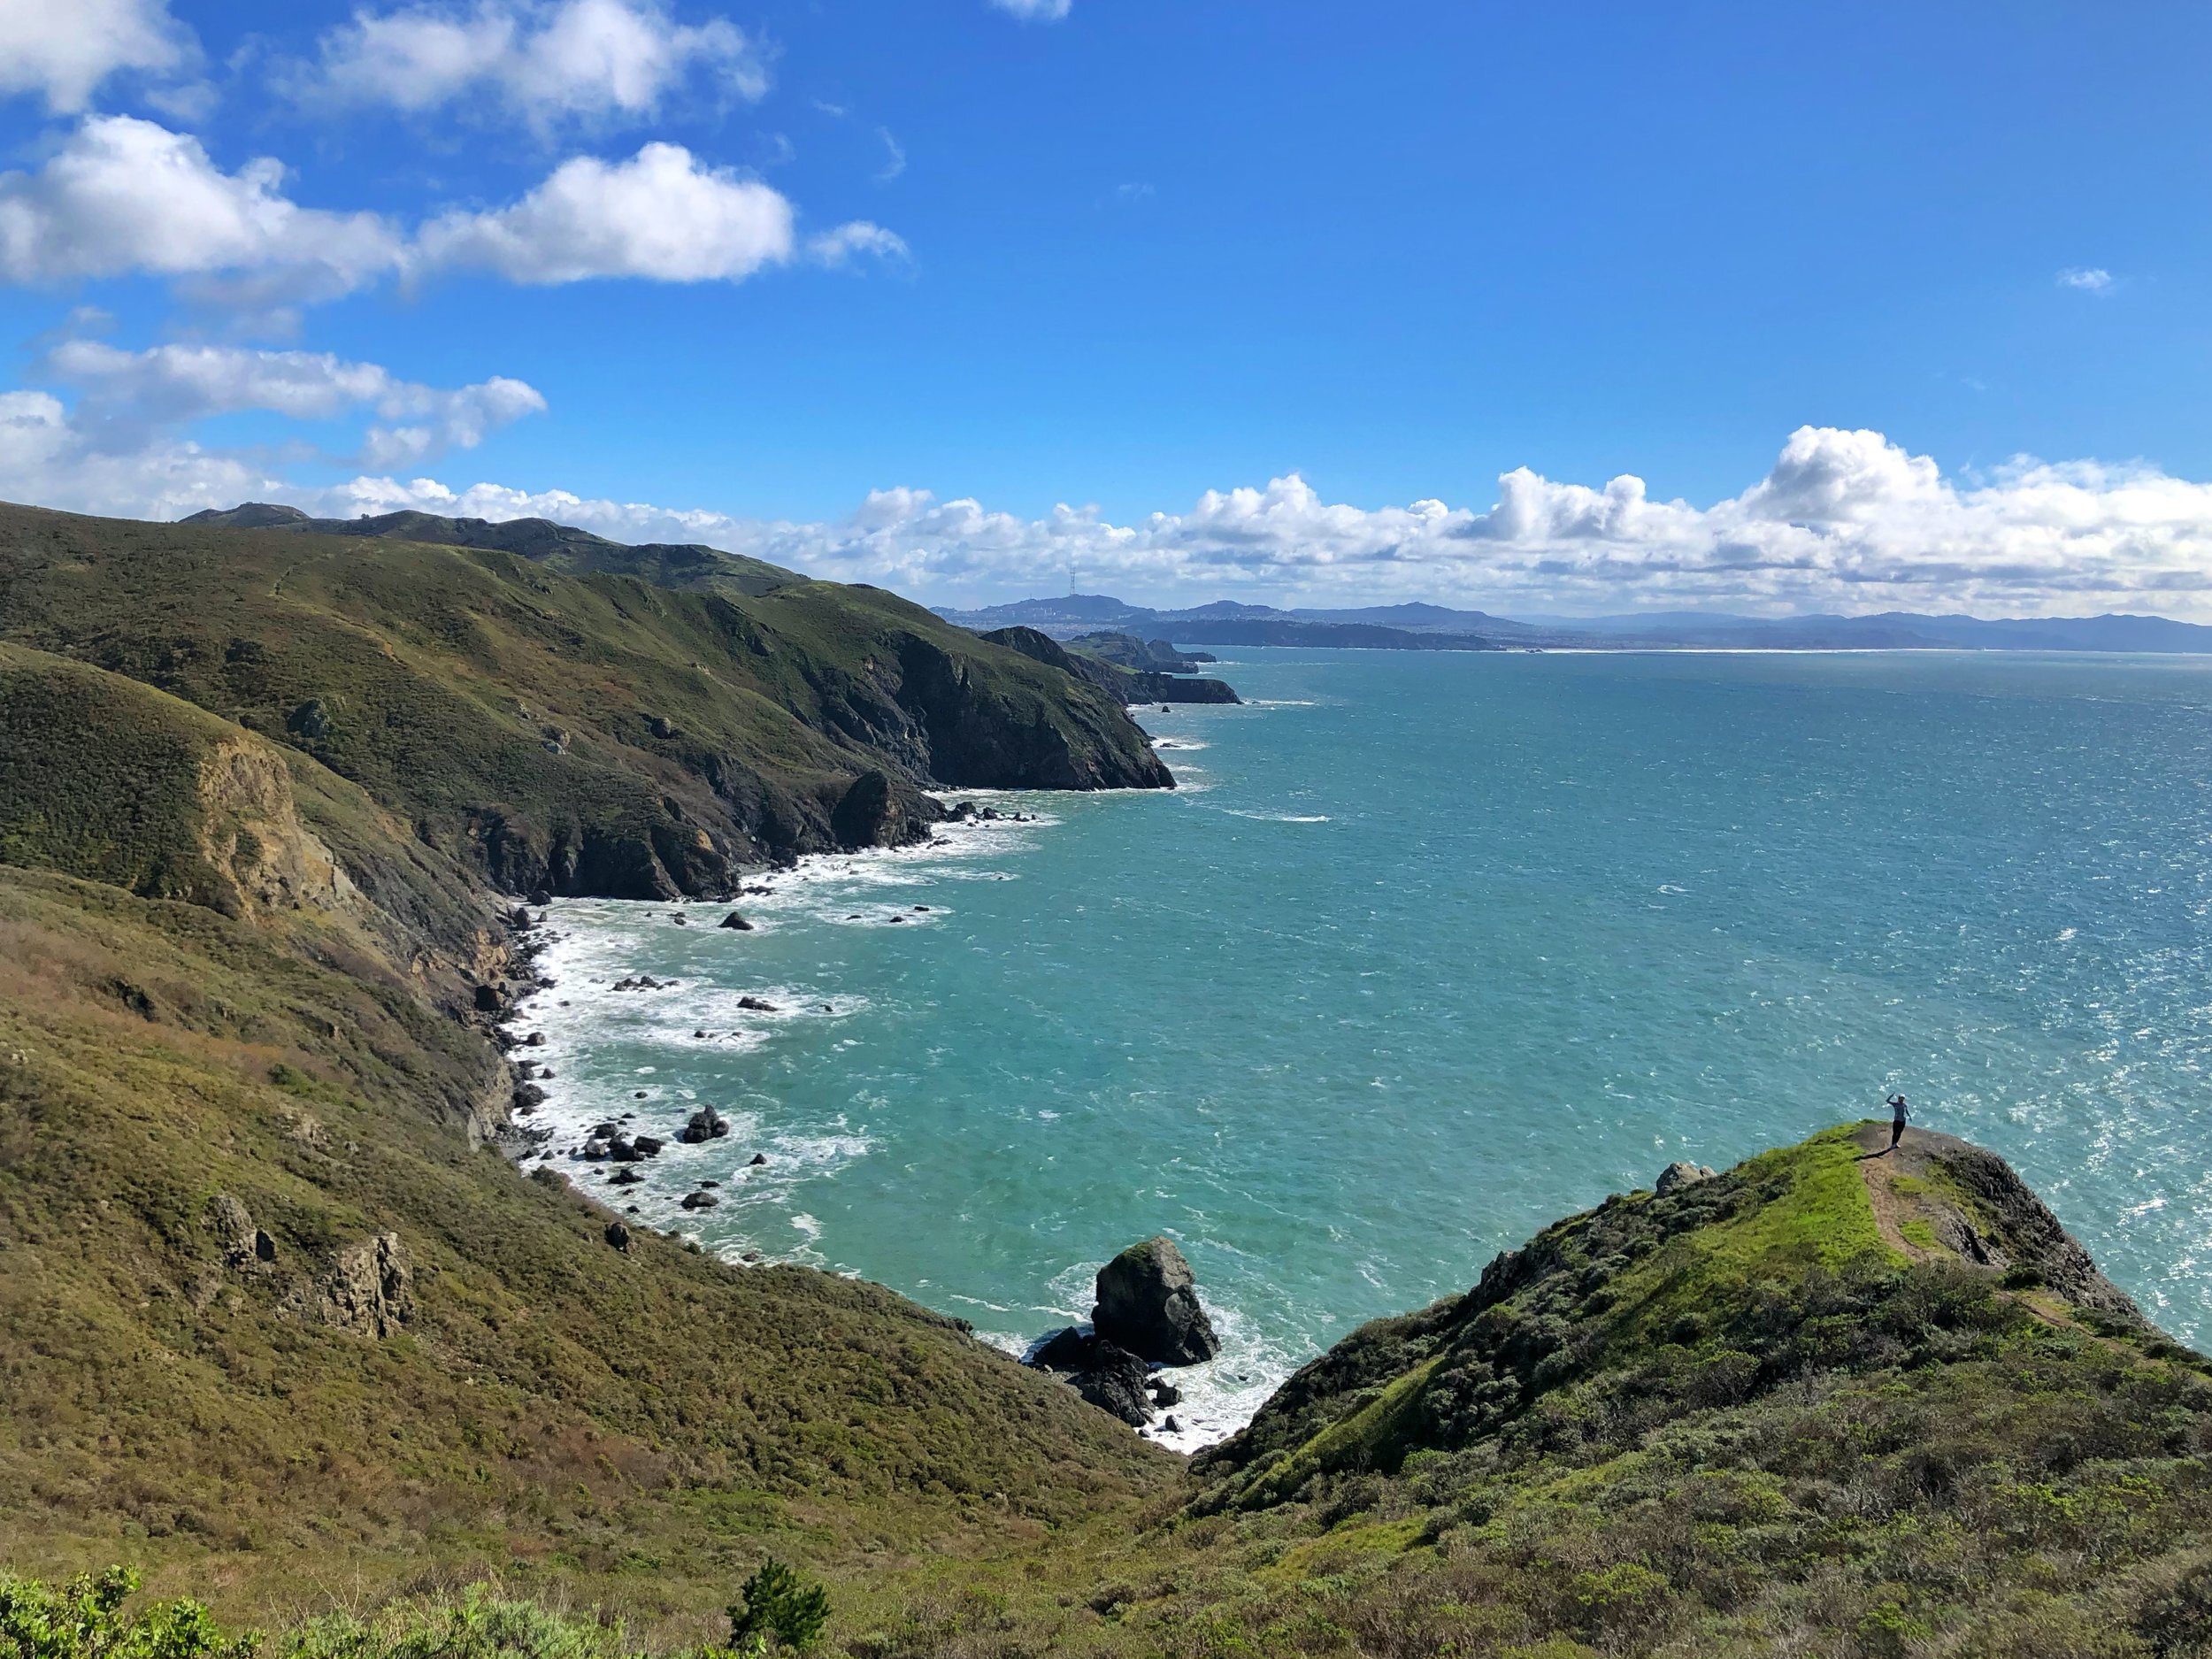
(15, 422, 2212, 622)
(415, 141, 793, 282)
(0, 0, 197, 113)
(0, 116, 404, 299)
(298, 427, 2212, 618)
(0, 119, 896, 302)
(310, 0, 768, 129)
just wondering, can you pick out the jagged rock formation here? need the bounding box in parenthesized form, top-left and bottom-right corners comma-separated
(319, 1234, 415, 1337)
(830, 769, 939, 851)
(1028, 1327, 1156, 1425)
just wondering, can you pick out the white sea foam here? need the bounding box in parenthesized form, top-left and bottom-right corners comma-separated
(1223, 810, 1331, 823)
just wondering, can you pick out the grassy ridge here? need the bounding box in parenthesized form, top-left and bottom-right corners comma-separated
(0, 503, 1167, 901)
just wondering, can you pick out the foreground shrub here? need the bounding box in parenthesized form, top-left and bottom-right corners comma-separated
(0, 1569, 254, 1659)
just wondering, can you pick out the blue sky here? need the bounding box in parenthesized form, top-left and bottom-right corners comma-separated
(4, 0, 2211, 615)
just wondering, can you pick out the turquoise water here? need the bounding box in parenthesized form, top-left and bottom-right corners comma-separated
(518, 649, 2212, 1445)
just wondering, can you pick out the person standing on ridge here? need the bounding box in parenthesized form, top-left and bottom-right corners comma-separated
(1886, 1093, 1909, 1152)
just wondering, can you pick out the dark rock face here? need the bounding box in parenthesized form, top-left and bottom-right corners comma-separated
(831, 769, 941, 851)
(207, 1194, 275, 1269)
(680, 1107, 729, 1143)
(718, 910, 753, 930)
(899, 634, 1173, 790)
(285, 698, 334, 740)
(680, 1190, 720, 1211)
(1925, 1135, 2156, 1331)
(1094, 1236, 1220, 1365)
(1027, 1327, 1155, 1426)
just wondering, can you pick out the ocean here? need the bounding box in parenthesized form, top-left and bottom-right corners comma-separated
(514, 648, 2212, 1448)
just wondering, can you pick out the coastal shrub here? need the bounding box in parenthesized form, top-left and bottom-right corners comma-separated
(726, 1564, 827, 1655)
(0, 1569, 255, 1659)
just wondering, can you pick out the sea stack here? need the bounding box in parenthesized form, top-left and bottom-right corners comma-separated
(1093, 1236, 1220, 1365)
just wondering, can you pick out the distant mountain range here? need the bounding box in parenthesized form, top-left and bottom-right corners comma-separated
(933, 595, 2212, 654)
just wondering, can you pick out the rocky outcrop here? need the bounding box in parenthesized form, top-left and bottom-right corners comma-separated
(1094, 1237, 1220, 1365)
(680, 1106, 731, 1143)
(831, 769, 941, 851)
(319, 1233, 415, 1337)
(207, 1194, 276, 1269)
(898, 634, 1173, 790)
(1028, 1327, 1156, 1426)
(1654, 1160, 1716, 1195)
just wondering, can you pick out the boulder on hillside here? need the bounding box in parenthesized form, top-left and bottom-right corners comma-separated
(319, 1233, 414, 1337)
(207, 1193, 276, 1269)
(1655, 1161, 1717, 1196)
(1094, 1236, 1219, 1365)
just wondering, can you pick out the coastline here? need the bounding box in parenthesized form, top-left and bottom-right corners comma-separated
(501, 780, 1279, 1454)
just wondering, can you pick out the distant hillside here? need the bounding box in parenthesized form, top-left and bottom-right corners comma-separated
(1, 503, 1169, 902)
(981, 626, 1240, 705)
(939, 592, 2212, 653)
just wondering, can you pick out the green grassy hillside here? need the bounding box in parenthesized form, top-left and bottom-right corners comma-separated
(0, 503, 1168, 902)
(0, 525, 1181, 1622)
(4, 503, 2208, 1657)
(0, 717, 1172, 1624)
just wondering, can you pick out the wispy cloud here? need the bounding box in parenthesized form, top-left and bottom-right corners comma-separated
(989, 0, 1073, 21)
(875, 127, 907, 183)
(2057, 266, 2115, 294)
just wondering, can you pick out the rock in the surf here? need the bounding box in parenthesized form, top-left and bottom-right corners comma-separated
(679, 1107, 728, 1143)
(1093, 1236, 1220, 1366)
(719, 911, 754, 930)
